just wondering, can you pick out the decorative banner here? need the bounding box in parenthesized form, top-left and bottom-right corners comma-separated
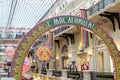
(34, 42, 54, 64)
(5, 46, 15, 56)
(22, 57, 31, 74)
(80, 9, 90, 48)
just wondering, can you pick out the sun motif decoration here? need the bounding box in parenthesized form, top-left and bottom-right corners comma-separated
(34, 42, 54, 64)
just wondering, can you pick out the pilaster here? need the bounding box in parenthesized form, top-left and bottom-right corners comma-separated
(104, 50, 111, 72)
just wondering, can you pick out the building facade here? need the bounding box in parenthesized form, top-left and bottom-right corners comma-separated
(39, 0, 120, 79)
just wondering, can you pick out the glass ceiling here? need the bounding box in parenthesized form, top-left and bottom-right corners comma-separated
(0, 0, 56, 29)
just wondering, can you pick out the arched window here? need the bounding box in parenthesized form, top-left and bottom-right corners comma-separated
(61, 45, 68, 53)
(61, 45, 69, 69)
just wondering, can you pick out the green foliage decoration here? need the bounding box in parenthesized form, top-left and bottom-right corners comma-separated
(17, 50, 25, 58)
(26, 36, 34, 43)
(22, 43, 29, 50)
(106, 39, 111, 45)
(96, 74, 114, 78)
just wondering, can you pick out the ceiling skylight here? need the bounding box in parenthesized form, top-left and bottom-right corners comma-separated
(0, 0, 56, 28)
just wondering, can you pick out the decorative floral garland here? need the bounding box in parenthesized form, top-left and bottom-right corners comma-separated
(11, 16, 120, 80)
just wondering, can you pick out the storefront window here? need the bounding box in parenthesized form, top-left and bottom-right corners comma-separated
(62, 56, 69, 69)
(78, 53, 89, 71)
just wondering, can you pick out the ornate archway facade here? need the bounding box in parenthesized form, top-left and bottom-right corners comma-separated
(11, 16, 120, 80)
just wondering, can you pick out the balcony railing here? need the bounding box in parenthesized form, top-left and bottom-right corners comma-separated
(89, 0, 117, 16)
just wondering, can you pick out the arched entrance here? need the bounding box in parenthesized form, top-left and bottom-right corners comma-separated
(11, 16, 120, 80)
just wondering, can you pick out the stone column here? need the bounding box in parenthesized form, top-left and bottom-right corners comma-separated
(104, 50, 110, 72)
(89, 55, 94, 70)
(49, 61, 54, 69)
(107, 53, 111, 71)
(83, 70, 92, 80)
(92, 37, 97, 71)
(46, 69, 54, 76)
(61, 70, 67, 80)
(93, 50, 98, 72)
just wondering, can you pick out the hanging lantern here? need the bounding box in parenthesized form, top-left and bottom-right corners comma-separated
(5, 46, 15, 56)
